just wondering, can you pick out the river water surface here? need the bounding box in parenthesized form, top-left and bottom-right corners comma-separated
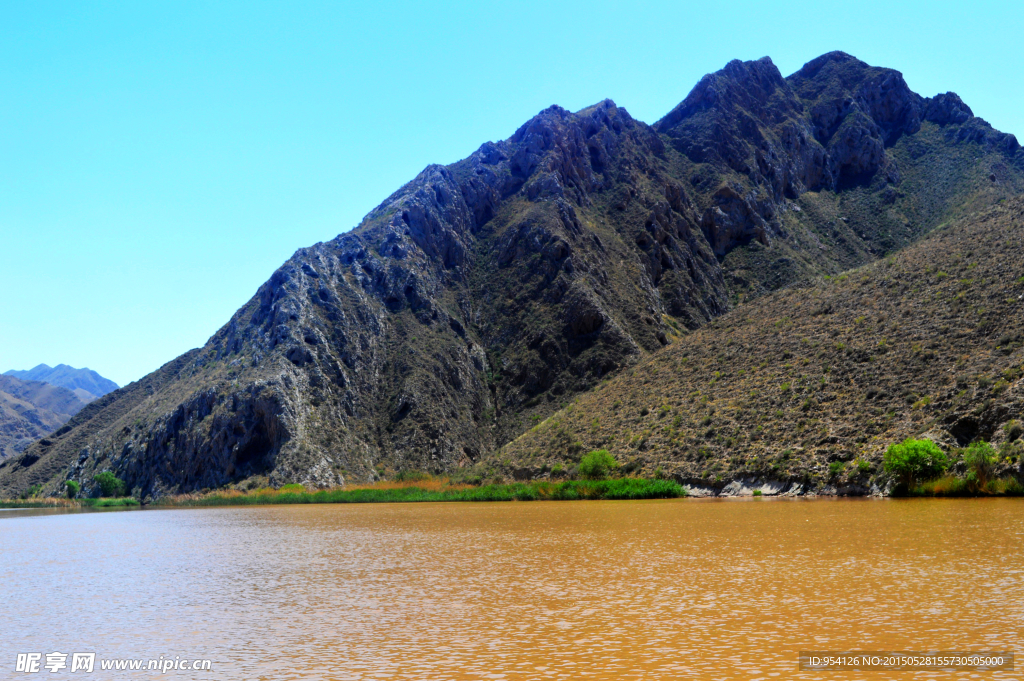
(2, 499, 1021, 679)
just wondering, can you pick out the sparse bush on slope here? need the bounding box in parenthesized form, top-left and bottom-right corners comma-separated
(578, 450, 618, 479)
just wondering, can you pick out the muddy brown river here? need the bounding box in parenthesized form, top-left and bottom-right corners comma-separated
(2, 498, 1021, 679)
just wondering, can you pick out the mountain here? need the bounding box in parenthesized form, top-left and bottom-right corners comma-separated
(3, 364, 119, 402)
(0, 375, 90, 459)
(496, 198, 1024, 494)
(1, 51, 1021, 499)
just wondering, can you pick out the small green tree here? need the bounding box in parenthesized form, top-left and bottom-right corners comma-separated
(883, 438, 948, 489)
(578, 450, 618, 480)
(962, 441, 997, 490)
(93, 471, 127, 498)
(65, 480, 80, 499)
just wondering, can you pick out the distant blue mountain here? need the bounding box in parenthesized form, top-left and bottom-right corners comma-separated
(3, 364, 118, 400)
(0, 374, 88, 459)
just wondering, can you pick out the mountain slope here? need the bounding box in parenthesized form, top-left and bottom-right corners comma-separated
(4, 364, 119, 401)
(1, 51, 1021, 499)
(496, 198, 1024, 494)
(0, 375, 89, 459)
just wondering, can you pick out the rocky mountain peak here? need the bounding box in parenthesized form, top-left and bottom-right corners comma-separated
(657, 56, 797, 134)
(3, 51, 1022, 500)
(791, 50, 863, 79)
(788, 52, 923, 146)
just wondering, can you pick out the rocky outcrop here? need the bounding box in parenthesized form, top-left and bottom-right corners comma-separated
(923, 92, 973, 126)
(699, 185, 773, 256)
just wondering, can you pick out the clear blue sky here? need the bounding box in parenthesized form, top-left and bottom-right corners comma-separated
(2, 1, 1021, 387)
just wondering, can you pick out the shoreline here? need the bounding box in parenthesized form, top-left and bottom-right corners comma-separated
(2, 475, 1021, 510)
(159, 478, 685, 507)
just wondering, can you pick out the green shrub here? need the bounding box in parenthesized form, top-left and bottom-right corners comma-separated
(65, 480, 80, 499)
(883, 439, 948, 489)
(93, 472, 127, 498)
(828, 461, 844, 477)
(19, 484, 43, 500)
(278, 483, 305, 493)
(578, 450, 618, 480)
(962, 441, 997, 490)
(856, 459, 872, 474)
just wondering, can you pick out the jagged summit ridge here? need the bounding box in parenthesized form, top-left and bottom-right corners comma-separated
(655, 52, 1020, 258)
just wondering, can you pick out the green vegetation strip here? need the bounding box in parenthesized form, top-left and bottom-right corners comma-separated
(166, 478, 686, 507)
(81, 497, 141, 507)
(0, 499, 72, 509)
(0, 497, 140, 509)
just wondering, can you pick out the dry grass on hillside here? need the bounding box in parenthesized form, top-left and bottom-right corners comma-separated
(496, 199, 1024, 491)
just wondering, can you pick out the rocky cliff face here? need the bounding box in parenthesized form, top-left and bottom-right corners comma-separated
(2, 52, 1021, 499)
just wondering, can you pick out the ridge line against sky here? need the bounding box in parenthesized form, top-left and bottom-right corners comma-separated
(2, 0, 1021, 386)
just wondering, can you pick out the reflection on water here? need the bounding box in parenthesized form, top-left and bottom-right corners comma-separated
(1, 499, 1021, 679)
